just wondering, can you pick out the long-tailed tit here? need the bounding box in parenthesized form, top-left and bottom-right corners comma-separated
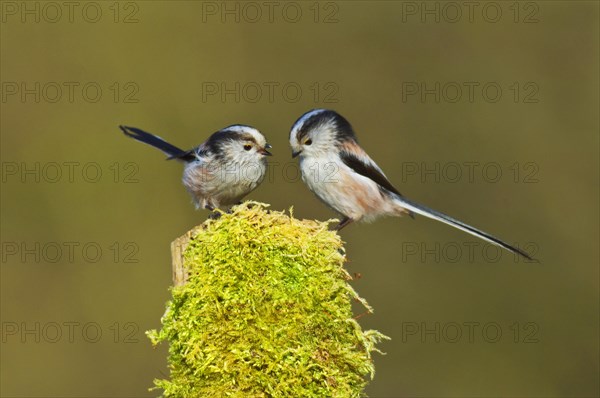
(289, 109, 533, 260)
(120, 125, 272, 210)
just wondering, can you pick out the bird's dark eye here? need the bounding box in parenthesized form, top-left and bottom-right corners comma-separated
(244, 144, 252, 151)
(304, 139, 312, 146)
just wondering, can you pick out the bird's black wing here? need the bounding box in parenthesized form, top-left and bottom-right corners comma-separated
(340, 150, 415, 218)
(339, 151, 403, 197)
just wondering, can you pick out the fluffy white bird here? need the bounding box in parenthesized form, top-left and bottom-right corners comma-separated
(289, 109, 533, 260)
(120, 125, 271, 210)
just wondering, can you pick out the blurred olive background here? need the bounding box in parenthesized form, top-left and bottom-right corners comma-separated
(1, 1, 598, 397)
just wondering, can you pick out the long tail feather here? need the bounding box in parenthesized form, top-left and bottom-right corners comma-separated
(119, 125, 191, 160)
(394, 196, 534, 261)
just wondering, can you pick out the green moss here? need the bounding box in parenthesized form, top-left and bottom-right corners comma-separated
(147, 202, 389, 397)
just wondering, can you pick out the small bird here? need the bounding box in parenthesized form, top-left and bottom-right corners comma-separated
(120, 124, 272, 210)
(289, 109, 533, 260)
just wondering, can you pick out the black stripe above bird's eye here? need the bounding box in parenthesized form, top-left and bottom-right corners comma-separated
(296, 110, 358, 142)
(330, 112, 357, 142)
(239, 134, 258, 145)
(296, 113, 326, 142)
(204, 130, 238, 158)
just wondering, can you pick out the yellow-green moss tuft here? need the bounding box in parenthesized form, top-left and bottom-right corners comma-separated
(147, 202, 389, 397)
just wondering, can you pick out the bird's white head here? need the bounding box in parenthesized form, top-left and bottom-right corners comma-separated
(289, 109, 357, 159)
(207, 125, 272, 163)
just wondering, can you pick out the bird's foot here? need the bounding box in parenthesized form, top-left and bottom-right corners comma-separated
(208, 211, 222, 220)
(334, 217, 353, 231)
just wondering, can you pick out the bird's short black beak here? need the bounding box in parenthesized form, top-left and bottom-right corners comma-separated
(260, 143, 272, 156)
(292, 150, 302, 158)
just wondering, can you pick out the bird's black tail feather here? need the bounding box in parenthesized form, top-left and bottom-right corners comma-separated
(394, 196, 535, 261)
(119, 125, 195, 161)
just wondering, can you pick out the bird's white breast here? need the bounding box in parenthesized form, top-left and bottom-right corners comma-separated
(299, 154, 399, 221)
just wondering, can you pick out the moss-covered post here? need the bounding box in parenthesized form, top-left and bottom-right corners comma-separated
(148, 202, 389, 397)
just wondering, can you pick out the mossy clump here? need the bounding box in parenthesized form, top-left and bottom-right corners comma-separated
(147, 202, 389, 397)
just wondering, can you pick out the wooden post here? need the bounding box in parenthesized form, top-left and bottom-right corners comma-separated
(170, 225, 202, 287)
